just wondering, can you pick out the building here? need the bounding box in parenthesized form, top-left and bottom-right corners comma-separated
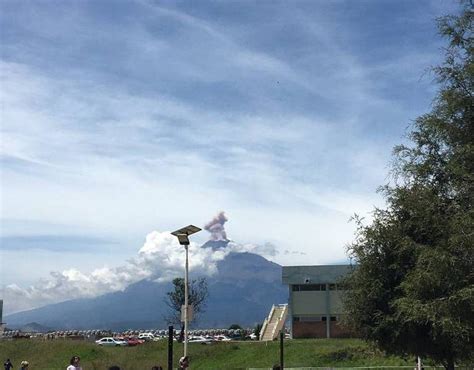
(282, 265, 352, 338)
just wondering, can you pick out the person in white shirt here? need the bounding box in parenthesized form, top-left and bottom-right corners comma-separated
(66, 356, 82, 370)
(178, 356, 189, 370)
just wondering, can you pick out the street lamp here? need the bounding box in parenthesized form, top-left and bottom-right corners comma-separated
(171, 224, 201, 357)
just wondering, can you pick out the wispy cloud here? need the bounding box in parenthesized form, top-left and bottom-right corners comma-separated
(0, 0, 456, 308)
(0, 235, 116, 252)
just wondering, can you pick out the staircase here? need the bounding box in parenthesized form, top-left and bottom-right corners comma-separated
(259, 304, 288, 341)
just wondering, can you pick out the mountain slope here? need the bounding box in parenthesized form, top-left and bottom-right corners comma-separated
(5, 252, 287, 330)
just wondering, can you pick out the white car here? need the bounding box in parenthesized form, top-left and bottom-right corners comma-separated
(138, 333, 158, 341)
(95, 337, 128, 347)
(214, 335, 232, 341)
(188, 335, 213, 344)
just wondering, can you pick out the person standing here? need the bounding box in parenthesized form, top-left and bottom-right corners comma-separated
(66, 356, 82, 370)
(19, 361, 28, 370)
(178, 356, 189, 370)
(4, 359, 13, 370)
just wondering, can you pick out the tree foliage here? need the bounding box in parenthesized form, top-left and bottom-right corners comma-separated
(229, 324, 243, 330)
(254, 323, 263, 338)
(164, 277, 209, 326)
(344, 5, 473, 370)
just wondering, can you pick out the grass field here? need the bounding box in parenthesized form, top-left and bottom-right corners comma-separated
(0, 338, 416, 370)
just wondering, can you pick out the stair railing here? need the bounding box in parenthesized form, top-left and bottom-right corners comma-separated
(270, 304, 288, 340)
(259, 304, 276, 341)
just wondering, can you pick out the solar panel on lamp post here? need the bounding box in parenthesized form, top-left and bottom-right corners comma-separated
(171, 225, 201, 358)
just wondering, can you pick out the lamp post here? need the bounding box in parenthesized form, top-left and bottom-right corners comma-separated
(171, 225, 201, 358)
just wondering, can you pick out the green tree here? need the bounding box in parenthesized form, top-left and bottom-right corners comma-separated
(254, 323, 262, 338)
(229, 324, 243, 330)
(164, 277, 209, 327)
(344, 5, 473, 370)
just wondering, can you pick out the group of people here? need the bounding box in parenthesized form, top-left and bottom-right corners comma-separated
(3, 359, 29, 370)
(67, 356, 172, 370)
(4, 356, 190, 370)
(106, 357, 188, 370)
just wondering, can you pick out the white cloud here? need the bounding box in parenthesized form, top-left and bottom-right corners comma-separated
(1, 60, 387, 312)
(2, 229, 280, 314)
(1, 0, 447, 318)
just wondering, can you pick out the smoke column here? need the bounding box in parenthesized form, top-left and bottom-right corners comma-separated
(4, 212, 279, 314)
(204, 211, 228, 241)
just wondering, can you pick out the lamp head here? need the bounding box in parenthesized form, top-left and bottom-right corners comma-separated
(171, 225, 201, 246)
(176, 234, 190, 245)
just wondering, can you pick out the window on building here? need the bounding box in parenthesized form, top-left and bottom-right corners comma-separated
(329, 283, 349, 291)
(330, 316, 337, 321)
(292, 284, 327, 291)
(293, 316, 324, 322)
(301, 316, 323, 322)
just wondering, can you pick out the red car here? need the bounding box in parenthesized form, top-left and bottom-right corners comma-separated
(126, 337, 144, 346)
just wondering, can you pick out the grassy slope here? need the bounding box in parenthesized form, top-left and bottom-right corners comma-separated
(0, 338, 411, 370)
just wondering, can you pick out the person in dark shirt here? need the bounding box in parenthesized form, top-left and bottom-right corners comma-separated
(4, 359, 13, 370)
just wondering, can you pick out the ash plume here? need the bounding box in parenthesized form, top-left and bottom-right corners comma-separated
(204, 211, 228, 241)
(3, 212, 279, 314)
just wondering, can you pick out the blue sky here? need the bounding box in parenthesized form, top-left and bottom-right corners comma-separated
(0, 0, 460, 310)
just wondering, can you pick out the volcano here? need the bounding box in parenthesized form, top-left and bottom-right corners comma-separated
(5, 251, 287, 330)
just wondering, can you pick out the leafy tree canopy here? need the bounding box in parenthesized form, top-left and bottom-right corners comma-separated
(164, 277, 209, 326)
(229, 324, 243, 330)
(344, 5, 473, 370)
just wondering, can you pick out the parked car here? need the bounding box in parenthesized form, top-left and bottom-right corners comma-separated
(125, 337, 144, 346)
(214, 335, 232, 341)
(188, 335, 213, 344)
(95, 337, 128, 347)
(138, 333, 155, 341)
(138, 332, 162, 341)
